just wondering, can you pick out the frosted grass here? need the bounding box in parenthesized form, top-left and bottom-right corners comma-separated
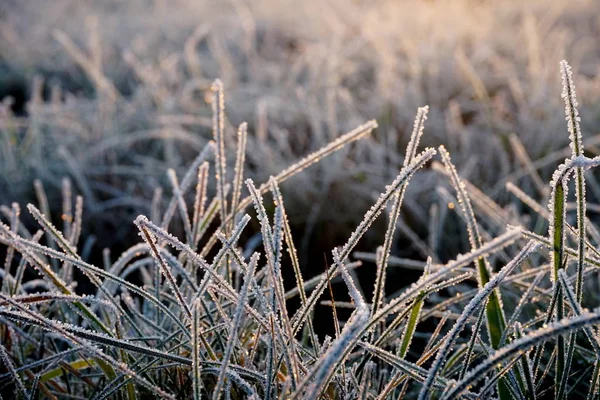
(1, 63, 599, 399)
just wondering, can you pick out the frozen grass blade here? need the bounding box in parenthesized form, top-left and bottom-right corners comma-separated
(513, 322, 537, 400)
(588, 361, 600, 400)
(265, 313, 275, 400)
(439, 147, 523, 399)
(267, 179, 301, 386)
(136, 215, 268, 330)
(197, 214, 251, 299)
(363, 227, 522, 363)
(33, 179, 57, 268)
(27, 203, 78, 257)
(522, 229, 600, 269)
(549, 160, 569, 397)
(197, 192, 226, 254)
(230, 123, 248, 223)
(1, 203, 19, 294)
(135, 215, 192, 319)
(501, 270, 546, 346)
(212, 253, 258, 400)
(2, 65, 600, 399)
(192, 162, 209, 244)
(191, 299, 203, 400)
(557, 59, 586, 400)
(358, 341, 453, 391)
(211, 79, 228, 227)
(372, 106, 428, 324)
(292, 252, 369, 399)
(245, 179, 276, 275)
(0, 342, 29, 398)
(0, 309, 191, 365)
(270, 179, 318, 353)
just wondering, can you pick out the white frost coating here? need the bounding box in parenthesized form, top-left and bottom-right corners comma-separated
(231, 122, 248, 218)
(547, 155, 600, 193)
(10, 221, 197, 335)
(291, 251, 369, 399)
(404, 106, 429, 168)
(268, 120, 377, 190)
(270, 179, 312, 329)
(192, 162, 210, 243)
(4, 293, 118, 311)
(211, 79, 228, 225)
(560, 60, 583, 157)
(501, 270, 546, 345)
(571, 155, 600, 169)
(546, 155, 600, 283)
(137, 215, 233, 297)
(358, 341, 452, 390)
(245, 178, 284, 316)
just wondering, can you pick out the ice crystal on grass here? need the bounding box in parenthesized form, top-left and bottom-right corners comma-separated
(560, 60, 583, 157)
(211, 79, 228, 227)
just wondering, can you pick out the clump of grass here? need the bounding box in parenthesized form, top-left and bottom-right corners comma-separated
(2, 62, 600, 399)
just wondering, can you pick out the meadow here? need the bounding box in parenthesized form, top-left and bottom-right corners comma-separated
(1, 0, 600, 398)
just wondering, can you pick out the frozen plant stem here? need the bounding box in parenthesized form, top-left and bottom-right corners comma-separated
(372, 106, 428, 326)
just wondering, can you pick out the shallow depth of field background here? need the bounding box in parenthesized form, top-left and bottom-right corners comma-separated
(2, 0, 600, 333)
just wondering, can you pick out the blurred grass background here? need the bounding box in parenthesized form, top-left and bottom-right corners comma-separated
(1, 0, 600, 303)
